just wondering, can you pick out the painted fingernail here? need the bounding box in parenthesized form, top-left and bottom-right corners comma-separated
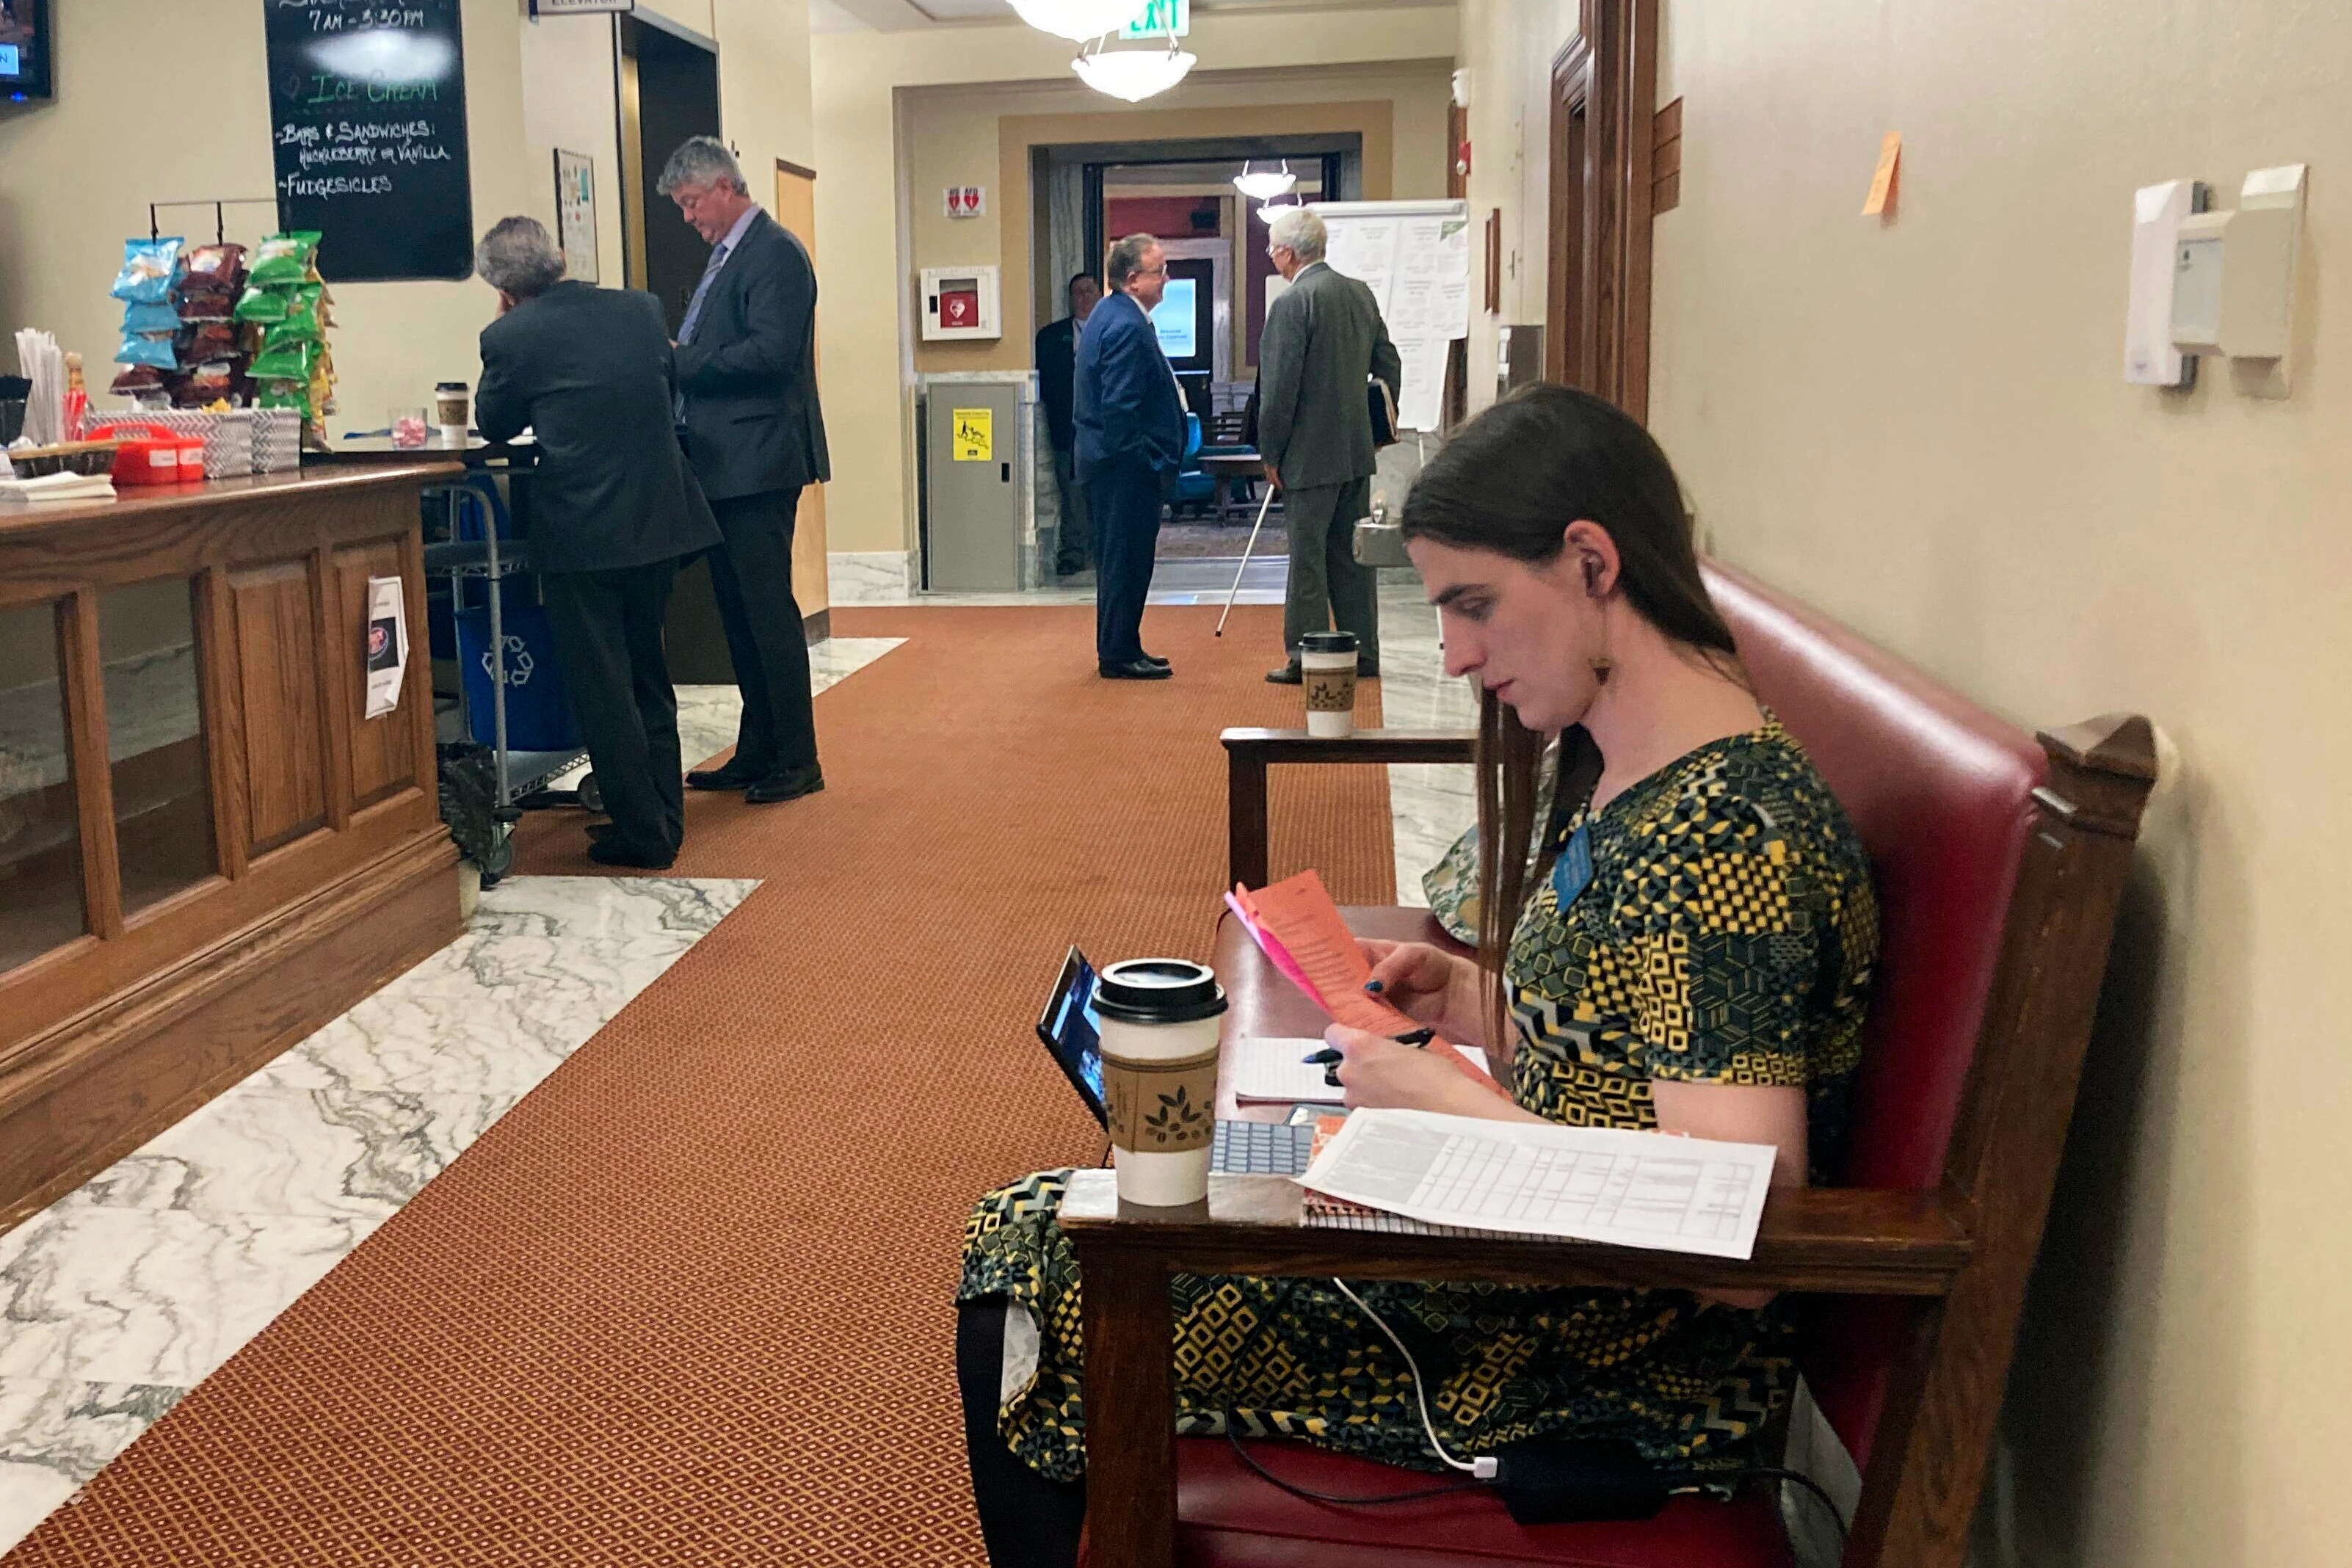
(1364, 979, 1384, 993)
(1302, 1048, 1343, 1066)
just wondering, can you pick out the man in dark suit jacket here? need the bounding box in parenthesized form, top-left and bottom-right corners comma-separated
(1257, 206, 1402, 684)
(1075, 233, 1186, 680)
(474, 217, 722, 870)
(1036, 271, 1101, 576)
(658, 137, 830, 805)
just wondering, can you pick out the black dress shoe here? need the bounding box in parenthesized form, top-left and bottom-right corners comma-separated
(686, 761, 766, 792)
(589, 840, 676, 871)
(744, 764, 825, 805)
(1141, 653, 1171, 668)
(1100, 659, 1172, 680)
(1266, 663, 1303, 686)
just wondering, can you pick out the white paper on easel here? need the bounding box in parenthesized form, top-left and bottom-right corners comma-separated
(1393, 334, 1451, 431)
(363, 576, 408, 719)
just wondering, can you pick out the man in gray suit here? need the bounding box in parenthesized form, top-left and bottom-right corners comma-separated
(659, 136, 830, 805)
(1256, 206, 1401, 684)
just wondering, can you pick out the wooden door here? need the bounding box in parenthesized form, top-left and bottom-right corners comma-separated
(1545, 0, 1659, 420)
(774, 161, 830, 625)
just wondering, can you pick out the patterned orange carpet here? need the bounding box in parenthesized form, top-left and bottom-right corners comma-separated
(7, 603, 1393, 1567)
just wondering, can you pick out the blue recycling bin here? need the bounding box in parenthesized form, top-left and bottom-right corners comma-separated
(455, 596, 581, 753)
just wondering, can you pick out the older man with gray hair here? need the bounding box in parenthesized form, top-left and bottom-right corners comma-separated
(473, 217, 721, 868)
(1257, 205, 1401, 683)
(658, 135, 832, 805)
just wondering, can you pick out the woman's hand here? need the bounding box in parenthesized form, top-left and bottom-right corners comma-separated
(1357, 939, 1482, 1039)
(1326, 1024, 1542, 1122)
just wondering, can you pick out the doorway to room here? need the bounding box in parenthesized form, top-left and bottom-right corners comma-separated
(1034, 137, 1358, 571)
(1546, 0, 1660, 419)
(617, 8, 721, 335)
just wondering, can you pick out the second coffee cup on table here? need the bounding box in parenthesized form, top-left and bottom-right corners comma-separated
(1095, 958, 1228, 1207)
(1301, 629, 1360, 738)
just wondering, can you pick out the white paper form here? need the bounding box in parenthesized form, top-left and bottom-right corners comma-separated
(1231, 1039, 1490, 1103)
(1391, 335, 1451, 432)
(1300, 1108, 1779, 1259)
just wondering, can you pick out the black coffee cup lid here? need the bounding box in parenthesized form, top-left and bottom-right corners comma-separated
(1301, 631, 1359, 653)
(1095, 958, 1228, 1024)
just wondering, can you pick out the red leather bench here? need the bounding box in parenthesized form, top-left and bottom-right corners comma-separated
(1064, 560, 2158, 1568)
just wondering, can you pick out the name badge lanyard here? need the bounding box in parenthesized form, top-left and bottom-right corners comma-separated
(1550, 821, 1595, 909)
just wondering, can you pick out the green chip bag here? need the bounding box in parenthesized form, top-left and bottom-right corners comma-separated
(233, 286, 293, 324)
(249, 339, 320, 382)
(260, 288, 327, 353)
(249, 232, 322, 287)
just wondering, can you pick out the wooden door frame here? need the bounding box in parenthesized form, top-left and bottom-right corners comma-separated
(1545, 0, 1660, 421)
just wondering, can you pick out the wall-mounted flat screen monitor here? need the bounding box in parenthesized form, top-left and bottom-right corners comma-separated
(1, 0, 51, 103)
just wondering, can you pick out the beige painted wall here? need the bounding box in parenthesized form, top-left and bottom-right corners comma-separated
(1464, 2, 2351, 1566)
(0, 0, 810, 428)
(810, 5, 1459, 556)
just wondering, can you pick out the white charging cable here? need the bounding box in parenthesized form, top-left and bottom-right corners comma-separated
(1331, 1277, 1501, 1481)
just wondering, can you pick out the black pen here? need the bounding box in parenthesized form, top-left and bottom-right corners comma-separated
(1301, 1027, 1434, 1066)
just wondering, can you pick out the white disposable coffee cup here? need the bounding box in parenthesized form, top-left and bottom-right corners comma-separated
(1095, 958, 1228, 1207)
(1301, 630, 1360, 739)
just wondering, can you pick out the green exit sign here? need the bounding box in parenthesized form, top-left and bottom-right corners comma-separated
(1122, 0, 1191, 38)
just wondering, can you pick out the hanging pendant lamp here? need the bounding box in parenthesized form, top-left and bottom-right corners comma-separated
(1072, 35, 1197, 103)
(1010, 1, 1152, 43)
(1232, 160, 1298, 202)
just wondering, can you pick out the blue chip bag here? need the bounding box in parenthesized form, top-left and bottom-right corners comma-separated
(112, 237, 184, 305)
(122, 300, 181, 335)
(116, 334, 181, 370)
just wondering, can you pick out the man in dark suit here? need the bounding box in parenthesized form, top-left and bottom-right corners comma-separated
(473, 217, 722, 871)
(1075, 233, 1186, 680)
(1257, 206, 1402, 684)
(1036, 271, 1102, 576)
(658, 136, 830, 805)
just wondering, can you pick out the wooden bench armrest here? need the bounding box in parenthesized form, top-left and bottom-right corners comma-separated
(1222, 727, 1477, 887)
(1061, 1169, 1972, 1297)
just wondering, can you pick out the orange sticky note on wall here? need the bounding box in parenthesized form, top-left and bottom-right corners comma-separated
(1862, 131, 1901, 217)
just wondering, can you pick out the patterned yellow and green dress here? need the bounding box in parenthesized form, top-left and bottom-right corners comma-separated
(959, 722, 1877, 1484)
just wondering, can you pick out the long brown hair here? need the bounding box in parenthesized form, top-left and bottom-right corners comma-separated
(1399, 385, 1740, 1059)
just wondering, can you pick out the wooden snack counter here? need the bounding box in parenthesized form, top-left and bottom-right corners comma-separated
(0, 464, 465, 1227)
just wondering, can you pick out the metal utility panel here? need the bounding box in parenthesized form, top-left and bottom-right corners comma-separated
(920, 374, 1033, 592)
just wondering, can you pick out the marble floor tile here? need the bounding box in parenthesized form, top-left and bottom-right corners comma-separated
(0, 1205, 382, 1387)
(0, 1382, 183, 1508)
(1376, 579, 1478, 906)
(81, 1087, 514, 1225)
(259, 875, 754, 1097)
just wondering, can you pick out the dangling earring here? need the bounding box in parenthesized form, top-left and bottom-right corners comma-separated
(1591, 603, 1615, 686)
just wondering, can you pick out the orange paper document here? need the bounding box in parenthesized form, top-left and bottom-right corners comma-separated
(1231, 871, 1508, 1099)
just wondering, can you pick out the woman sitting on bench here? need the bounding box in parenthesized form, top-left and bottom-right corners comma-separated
(955, 385, 1879, 1568)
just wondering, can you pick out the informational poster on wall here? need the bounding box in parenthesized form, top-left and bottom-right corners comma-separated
(364, 576, 408, 719)
(265, 0, 476, 283)
(1311, 200, 1473, 432)
(554, 149, 598, 284)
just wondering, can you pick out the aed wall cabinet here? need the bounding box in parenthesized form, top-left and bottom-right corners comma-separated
(920, 265, 1003, 341)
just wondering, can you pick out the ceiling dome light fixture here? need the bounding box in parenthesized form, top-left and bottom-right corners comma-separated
(1010, 0, 1152, 43)
(1072, 36, 1197, 103)
(1232, 160, 1297, 202)
(1253, 198, 1303, 224)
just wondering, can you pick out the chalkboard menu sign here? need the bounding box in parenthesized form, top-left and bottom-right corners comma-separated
(264, 1, 475, 283)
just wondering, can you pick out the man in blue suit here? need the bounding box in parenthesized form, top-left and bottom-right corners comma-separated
(1075, 233, 1186, 680)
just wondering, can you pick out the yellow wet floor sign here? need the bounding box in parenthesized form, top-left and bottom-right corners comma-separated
(953, 408, 992, 462)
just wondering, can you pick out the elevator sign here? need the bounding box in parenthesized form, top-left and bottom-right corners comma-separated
(1122, 0, 1190, 38)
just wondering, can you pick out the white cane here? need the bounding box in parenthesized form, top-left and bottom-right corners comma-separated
(1214, 482, 1278, 637)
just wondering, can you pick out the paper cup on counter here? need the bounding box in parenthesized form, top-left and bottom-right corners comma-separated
(1095, 958, 1228, 1207)
(1302, 630, 1360, 738)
